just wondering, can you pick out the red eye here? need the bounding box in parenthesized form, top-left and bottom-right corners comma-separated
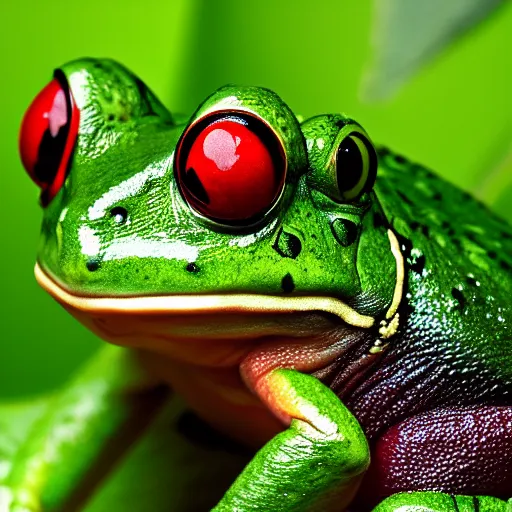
(19, 75, 80, 205)
(176, 113, 286, 225)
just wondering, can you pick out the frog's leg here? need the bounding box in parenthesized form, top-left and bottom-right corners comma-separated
(0, 399, 48, 490)
(213, 368, 369, 512)
(0, 345, 168, 512)
(372, 492, 511, 512)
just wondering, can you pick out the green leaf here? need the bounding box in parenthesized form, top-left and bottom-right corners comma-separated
(362, 0, 505, 100)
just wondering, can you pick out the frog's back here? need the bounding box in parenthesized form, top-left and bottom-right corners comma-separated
(375, 146, 512, 290)
(344, 147, 512, 439)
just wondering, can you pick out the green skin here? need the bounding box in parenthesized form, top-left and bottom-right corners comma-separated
(4, 58, 512, 511)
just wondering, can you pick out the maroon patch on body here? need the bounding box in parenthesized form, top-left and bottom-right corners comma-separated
(357, 406, 512, 507)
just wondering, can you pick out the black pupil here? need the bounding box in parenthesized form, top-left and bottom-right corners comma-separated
(336, 135, 363, 193)
(34, 126, 68, 185)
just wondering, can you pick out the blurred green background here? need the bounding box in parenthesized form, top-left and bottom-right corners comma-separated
(1, 0, 511, 400)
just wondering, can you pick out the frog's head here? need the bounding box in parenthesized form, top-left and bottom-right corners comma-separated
(21, 59, 402, 365)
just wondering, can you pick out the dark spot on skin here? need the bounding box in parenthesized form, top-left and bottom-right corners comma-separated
(86, 259, 100, 272)
(394, 232, 413, 258)
(488, 250, 497, 260)
(451, 287, 465, 311)
(331, 218, 359, 247)
(397, 190, 414, 206)
(450, 495, 460, 512)
(394, 154, 407, 165)
(273, 229, 302, 259)
(502, 231, 512, 240)
(311, 233, 317, 239)
(432, 192, 443, 201)
(107, 114, 115, 122)
(186, 263, 200, 273)
(335, 118, 349, 130)
(421, 225, 430, 237)
(500, 260, 511, 272)
(425, 168, 438, 180)
(441, 220, 451, 230)
(184, 168, 210, 204)
(281, 273, 295, 293)
(377, 146, 390, 157)
(403, 297, 415, 318)
(465, 231, 479, 244)
(410, 221, 420, 231)
(447, 228, 456, 237)
(110, 206, 128, 225)
(144, 275, 150, 280)
(466, 275, 478, 286)
(409, 254, 426, 275)
(373, 212, 387, 229)
(461, 191, 473, 202)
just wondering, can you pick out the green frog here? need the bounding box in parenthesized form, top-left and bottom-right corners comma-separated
(7, 58, 512, 511)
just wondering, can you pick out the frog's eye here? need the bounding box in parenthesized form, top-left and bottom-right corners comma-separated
(175, 113, 286, 225)
(334, 132, 377, 201)
(19, 73, 80, 206)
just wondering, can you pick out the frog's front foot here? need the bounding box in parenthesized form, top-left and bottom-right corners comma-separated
(372, 492, 511, 512)
(213, 369, 369, 511)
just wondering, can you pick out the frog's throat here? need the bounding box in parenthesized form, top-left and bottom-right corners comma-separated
(34, 230, 404, 331)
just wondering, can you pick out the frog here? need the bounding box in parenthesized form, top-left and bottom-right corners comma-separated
(6, 57, 512, 511)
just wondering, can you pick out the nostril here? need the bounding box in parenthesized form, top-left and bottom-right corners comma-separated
(186, 263, 200, 273)
(330, 218, 359, 247)
(110, 206, 128, 225)
(273, 228, 302, 259)
(86, 259, 101, 272)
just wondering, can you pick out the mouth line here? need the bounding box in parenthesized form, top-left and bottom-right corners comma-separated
(34, 262, 376, 329)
